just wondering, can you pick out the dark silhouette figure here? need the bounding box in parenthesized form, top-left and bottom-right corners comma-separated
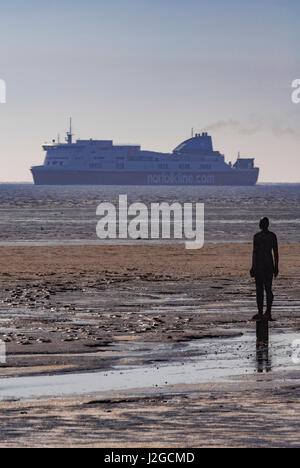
(250, 217, 279, 321)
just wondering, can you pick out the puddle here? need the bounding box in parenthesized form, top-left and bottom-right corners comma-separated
(135, 294, 190, 305)
(0, 331, 298, 402)
(144, 301, 300, 316)
(70, 320, 96, 326)
(143, 305, 201, 314)
(0, 306, 67, 322)
(0, 327, 31, 334)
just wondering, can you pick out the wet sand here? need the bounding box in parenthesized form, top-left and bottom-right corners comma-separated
(0, 243, 299, 447)
(1, 385, 299, 448)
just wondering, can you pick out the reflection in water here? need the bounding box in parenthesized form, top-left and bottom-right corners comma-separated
(256, 340, 272, 373)
(256, 318, 272, 373)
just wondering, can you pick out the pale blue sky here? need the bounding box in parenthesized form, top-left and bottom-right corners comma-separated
(0, 0, 299, 181)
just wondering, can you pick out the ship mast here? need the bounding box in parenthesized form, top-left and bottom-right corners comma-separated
(66, 117, 73, 144)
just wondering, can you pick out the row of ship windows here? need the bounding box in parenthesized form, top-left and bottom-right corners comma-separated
(89, 163, 213, 170)
(47, 161, 213, 170)
(47, 154, 216, 164)
(158, 164, 212, 170)
(48, 153, 217, 163)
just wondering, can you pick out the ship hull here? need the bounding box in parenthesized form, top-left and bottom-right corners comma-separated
(31, 167, 259, 186)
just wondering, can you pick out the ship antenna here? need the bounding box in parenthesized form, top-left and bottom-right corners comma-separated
(66, 117, 73, 144)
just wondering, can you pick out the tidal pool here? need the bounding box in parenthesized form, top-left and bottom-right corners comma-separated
(0, 330, 298, 401)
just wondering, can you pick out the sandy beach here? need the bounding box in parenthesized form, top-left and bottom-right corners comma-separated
(0, 243, 299, 447)
(1, 242, 300, 282)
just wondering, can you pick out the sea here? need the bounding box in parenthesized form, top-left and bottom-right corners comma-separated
(0, 183, 299, 245)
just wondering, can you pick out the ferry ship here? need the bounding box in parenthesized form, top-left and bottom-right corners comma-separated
(31, 121, 259, 186)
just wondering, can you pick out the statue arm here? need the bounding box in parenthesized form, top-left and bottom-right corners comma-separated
(273, 234, 279, 276)
(250, 236, 257, 277)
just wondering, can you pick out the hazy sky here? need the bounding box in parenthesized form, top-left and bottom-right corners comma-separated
(0, 0, 299, 182)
